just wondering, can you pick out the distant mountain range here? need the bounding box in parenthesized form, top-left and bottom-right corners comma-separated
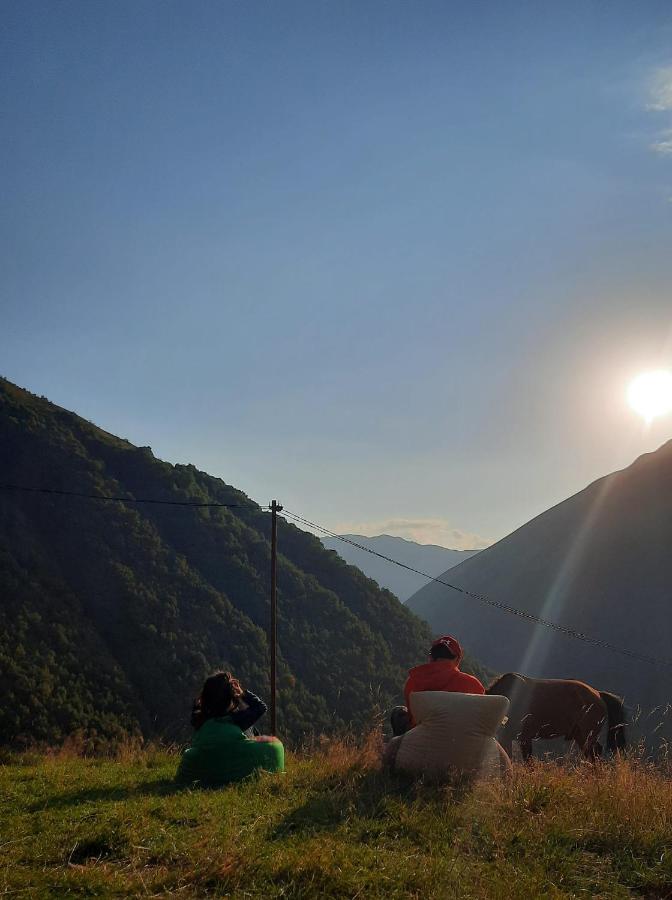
(407, 441, 672, 739)
(321, 534, 478, 603)
(0, 377, 488, 747)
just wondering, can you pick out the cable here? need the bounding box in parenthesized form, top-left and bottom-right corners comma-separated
(0, 482, 260, 509)
(3, 479, 669, 668)
(282, 508, 672, 670)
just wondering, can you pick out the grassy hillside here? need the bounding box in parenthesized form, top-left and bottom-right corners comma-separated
(2, 743, 671, 898)
(0, 377, 492, 746)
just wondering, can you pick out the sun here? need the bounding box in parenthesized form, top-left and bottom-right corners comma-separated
(627, 370, 672, 423)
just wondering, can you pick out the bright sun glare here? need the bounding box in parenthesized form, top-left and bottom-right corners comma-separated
(627, 370, 672, 423)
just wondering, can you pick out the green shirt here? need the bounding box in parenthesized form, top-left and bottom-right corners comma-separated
(176, 717, 284, 787)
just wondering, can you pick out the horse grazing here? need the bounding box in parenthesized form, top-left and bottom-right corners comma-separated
(486, 673, 626, 761)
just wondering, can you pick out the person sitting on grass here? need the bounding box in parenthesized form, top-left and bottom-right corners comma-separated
(176, 671, 284, 787)
(190, 672, 267, 735)
(390, 634, 485, 736)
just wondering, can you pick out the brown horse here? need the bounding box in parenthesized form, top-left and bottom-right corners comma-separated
(487, 673, 626, 761)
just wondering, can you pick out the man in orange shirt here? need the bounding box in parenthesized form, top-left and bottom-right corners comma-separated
(390, 634, 485, 735)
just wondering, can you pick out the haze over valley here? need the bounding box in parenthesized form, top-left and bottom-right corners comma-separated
(321, 534, 479, 603)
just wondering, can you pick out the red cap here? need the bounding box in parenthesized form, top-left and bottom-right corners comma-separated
(430, 635, 463, 662)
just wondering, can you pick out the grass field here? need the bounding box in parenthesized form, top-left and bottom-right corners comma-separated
(2, 737, 672, 898)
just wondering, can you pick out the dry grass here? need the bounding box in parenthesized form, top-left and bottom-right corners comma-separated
(2, 738, 672, 898)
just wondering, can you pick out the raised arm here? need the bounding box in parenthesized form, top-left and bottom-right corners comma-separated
(230, 691, 268, 732)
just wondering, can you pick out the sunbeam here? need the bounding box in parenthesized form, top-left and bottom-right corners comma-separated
(515, 473, 617, 678)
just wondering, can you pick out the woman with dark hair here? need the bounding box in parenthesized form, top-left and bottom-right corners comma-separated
(190, 671, 267, 734)
(176, 672, 284, 786)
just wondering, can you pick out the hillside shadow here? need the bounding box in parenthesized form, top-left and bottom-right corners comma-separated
(29, 777, 183, 812)
(271, 766, 472, 839)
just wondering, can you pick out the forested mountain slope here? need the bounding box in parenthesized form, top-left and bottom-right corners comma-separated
(408, 442, 672, 732)
(0, 378, 487, 747)
(321, 533, 478, 602)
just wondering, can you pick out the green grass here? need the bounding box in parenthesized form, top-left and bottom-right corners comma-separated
(2, 738, 672, 898)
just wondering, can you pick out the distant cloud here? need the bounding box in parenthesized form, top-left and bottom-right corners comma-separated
(332, 517, 493, 551)
(647, 67, 672, 111)
(651, 131, 672, 155)
(646, 67, 672, 161)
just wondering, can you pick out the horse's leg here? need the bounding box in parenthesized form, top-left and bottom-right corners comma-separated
(584, 740, 600, 761)
(582, 706, 607, 761)
(497, 724, 514, 761)
(520, 738, 533, 762)
(578, 729, 601, 762)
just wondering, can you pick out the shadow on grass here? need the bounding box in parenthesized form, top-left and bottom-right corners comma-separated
(29, 777, 185, 812)
(272, 765, 472, 839)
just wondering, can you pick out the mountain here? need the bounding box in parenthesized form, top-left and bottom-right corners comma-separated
(0, 377, 489, 748)
(321, 534, 478, 603)
(407, 443, 672, 737)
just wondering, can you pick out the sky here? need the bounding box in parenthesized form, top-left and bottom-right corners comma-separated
(3, 1, 672, 549)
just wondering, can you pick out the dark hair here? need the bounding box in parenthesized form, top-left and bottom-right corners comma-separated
(191, 671, 243, 729)
(430, 643, 456, 661)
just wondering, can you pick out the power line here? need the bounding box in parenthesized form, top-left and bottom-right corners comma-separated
(3, 479, 670, 669)
(282, 508, 672, 670)
(0, 482, 260, 509)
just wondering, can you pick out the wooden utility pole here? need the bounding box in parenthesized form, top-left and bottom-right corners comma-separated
(270, 499, 282, 735)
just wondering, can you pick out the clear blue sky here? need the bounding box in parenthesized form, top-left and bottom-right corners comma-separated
(3, 1, 672, 548)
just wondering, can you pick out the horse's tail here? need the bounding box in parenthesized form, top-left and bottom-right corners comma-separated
(599, 691, 627, 753)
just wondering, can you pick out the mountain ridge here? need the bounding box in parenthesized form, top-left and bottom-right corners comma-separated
(339, 533, 479, 553)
